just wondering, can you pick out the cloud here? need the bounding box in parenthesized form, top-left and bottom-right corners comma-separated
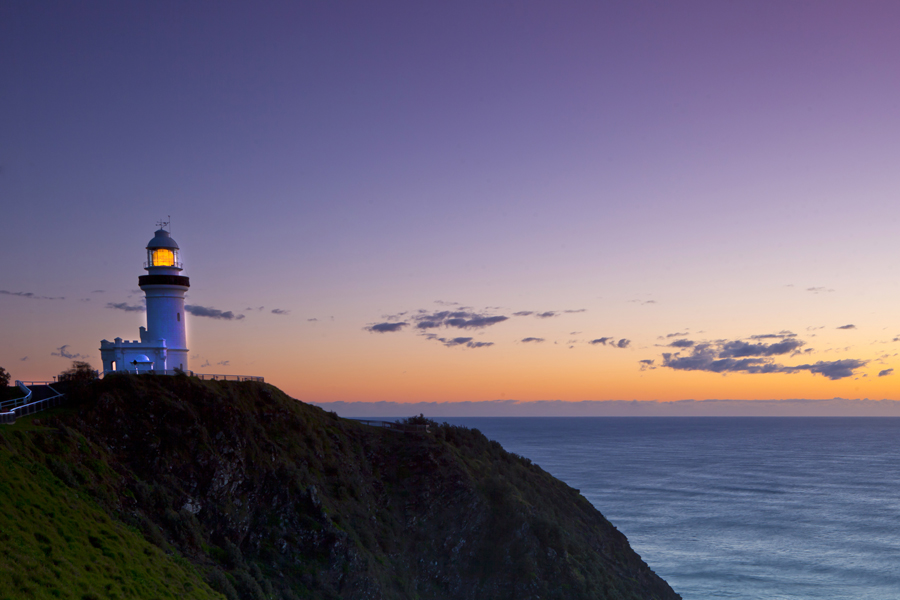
(366, 322, 407, 333)
(837, 324, 856, 330)
(807, 287, 834, 294)
(200, 360, 210, 368)
(185, 305, 245, 320)
(216, 360, 230, 366)
(307, 318, 318, 322)
(668, 339, 694, 348)
(718, 338, 804, 358)
(271, 308, 290, 315)
(424, 334, 494, 349)
(750, 331, 797, 339)
(106, 302, 146, 312)
(91, 290, 105, 294)
(51, 345, 85, 359)
(639, 359, 655, 371)
(659, 334, 866, 380)
(666, 332, 688, 338)
(447, 315, 508, 328)
(799, 359, 867, 380)
(410, 310, 508, 330)
(879, 369, 894, 377)
(521, 337, 545, 343)
(1, 290, 64, 300)
(20, 356, 28, 361)
(434, 300, 460, 306)
(590, 337, 630, 348)
(515, 309, 582, 318)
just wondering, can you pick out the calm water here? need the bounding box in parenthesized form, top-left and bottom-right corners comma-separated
(439, 418, 900, 600)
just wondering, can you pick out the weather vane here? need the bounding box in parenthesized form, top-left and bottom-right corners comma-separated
(156, 216, 171, 231)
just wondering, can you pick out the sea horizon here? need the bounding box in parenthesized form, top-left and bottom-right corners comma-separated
(312, 397, 900, 418)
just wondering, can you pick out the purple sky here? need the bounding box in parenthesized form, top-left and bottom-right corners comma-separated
(2, 2, 898, 406)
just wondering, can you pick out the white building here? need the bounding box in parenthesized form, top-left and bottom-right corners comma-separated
(100, 227, 190, 374)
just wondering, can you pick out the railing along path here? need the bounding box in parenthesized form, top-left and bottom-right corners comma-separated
(0, 381, 65, 425)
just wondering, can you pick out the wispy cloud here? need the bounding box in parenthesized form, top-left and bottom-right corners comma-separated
(216, 360, 230, 366)
(837, 324, 856, 330)
(879, 369, 894, 377)
(106, 301, 146, 312)
(807, 287, 834, 294)
(521, 337, 545, 343)
(639, 359, 655, 371)
(515, 309, 584, 318)
(424, 334, 493, 349)
(667, 339, 694, 348)
(411, 310, 508, 330)
(590, 337, 630, 348)
(1, 290, 64, 300)
(51, 345, 85, 359)
(185, 305, 245, 320)
(366, 322, 407, 333)
(271, 308, 290, 316)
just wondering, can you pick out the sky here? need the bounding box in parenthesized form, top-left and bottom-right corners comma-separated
(2, 1, 898, 406)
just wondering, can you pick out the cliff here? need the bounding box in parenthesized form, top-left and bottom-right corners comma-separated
(0, 375, 680, 600)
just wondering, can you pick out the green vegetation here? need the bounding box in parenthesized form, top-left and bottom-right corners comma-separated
(0, 422, 223, 600)
(0, 374, 679, 600)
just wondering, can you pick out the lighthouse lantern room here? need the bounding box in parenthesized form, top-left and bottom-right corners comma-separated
(100, 224, 191, 374)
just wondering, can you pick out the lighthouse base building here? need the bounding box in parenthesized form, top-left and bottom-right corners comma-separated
(100, 227, 190, 374)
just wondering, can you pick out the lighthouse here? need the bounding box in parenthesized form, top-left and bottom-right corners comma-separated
(100, 225, 190, 374)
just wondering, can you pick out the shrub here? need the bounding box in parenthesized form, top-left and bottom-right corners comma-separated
(58, 361, 97, 383)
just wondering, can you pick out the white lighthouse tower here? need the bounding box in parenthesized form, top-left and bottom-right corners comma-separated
(100, 224, 190, 374)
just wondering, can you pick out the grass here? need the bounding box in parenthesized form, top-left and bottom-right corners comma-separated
(0, 425, 224, 600)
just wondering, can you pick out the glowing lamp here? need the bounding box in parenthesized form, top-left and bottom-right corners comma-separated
(150, 248, 176, 267)
(144, 228, 182, 270)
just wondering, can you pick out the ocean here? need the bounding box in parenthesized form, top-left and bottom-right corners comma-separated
(437, 417, 900, 600)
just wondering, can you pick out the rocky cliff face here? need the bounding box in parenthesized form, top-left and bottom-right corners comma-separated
(35, 375, 679, 600)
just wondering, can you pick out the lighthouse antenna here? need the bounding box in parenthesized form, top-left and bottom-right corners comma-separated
(155, 218, 170, 232)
